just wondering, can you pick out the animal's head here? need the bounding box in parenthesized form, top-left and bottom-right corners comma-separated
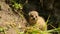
(28, 11, 39, 22)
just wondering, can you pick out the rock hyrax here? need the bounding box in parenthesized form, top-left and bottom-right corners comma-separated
(28, 11, 47, 31)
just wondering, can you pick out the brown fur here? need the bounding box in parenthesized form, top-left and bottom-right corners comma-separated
(28, 11, 47, 31)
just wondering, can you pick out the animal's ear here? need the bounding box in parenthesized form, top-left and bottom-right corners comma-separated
(36, 12, 39, 16)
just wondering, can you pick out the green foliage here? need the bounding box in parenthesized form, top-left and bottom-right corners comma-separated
(0, 27, 4, 32)
(10, 0, 23, 10)
(20, 32, 24, 34)
(25, 27, 60, 34)
(46, 14, 50, 24)
(12, 3, 23, 9)
(47, 28, 60, 33)
(2, 0, 59, 34)
(25, 27, 49, 34)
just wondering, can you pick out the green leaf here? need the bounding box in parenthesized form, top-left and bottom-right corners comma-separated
(0, 27, 4, 32)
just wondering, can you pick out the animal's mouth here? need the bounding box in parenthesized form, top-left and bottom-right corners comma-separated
(32, 18, 37, 21)
(32, 18, 35, 20)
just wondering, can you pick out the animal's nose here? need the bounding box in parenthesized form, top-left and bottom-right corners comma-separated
(33, 18, 35, 20)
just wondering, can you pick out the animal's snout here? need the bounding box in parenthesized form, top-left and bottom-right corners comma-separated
(32, 18, 35, 20)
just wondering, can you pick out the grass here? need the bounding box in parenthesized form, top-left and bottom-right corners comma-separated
(0, 0, 60, 34)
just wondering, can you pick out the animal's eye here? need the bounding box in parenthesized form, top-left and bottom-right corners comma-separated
(30, 15, 33, 17)
(36, 16, 37, 18)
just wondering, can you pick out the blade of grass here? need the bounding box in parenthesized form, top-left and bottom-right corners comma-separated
(47, 28, 60, 33)
(46, 14, 50, 24)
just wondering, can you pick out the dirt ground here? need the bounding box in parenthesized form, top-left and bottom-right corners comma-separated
(0, 0, 27, 34)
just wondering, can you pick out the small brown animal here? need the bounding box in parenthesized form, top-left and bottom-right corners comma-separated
(28, 11, 47, 31)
